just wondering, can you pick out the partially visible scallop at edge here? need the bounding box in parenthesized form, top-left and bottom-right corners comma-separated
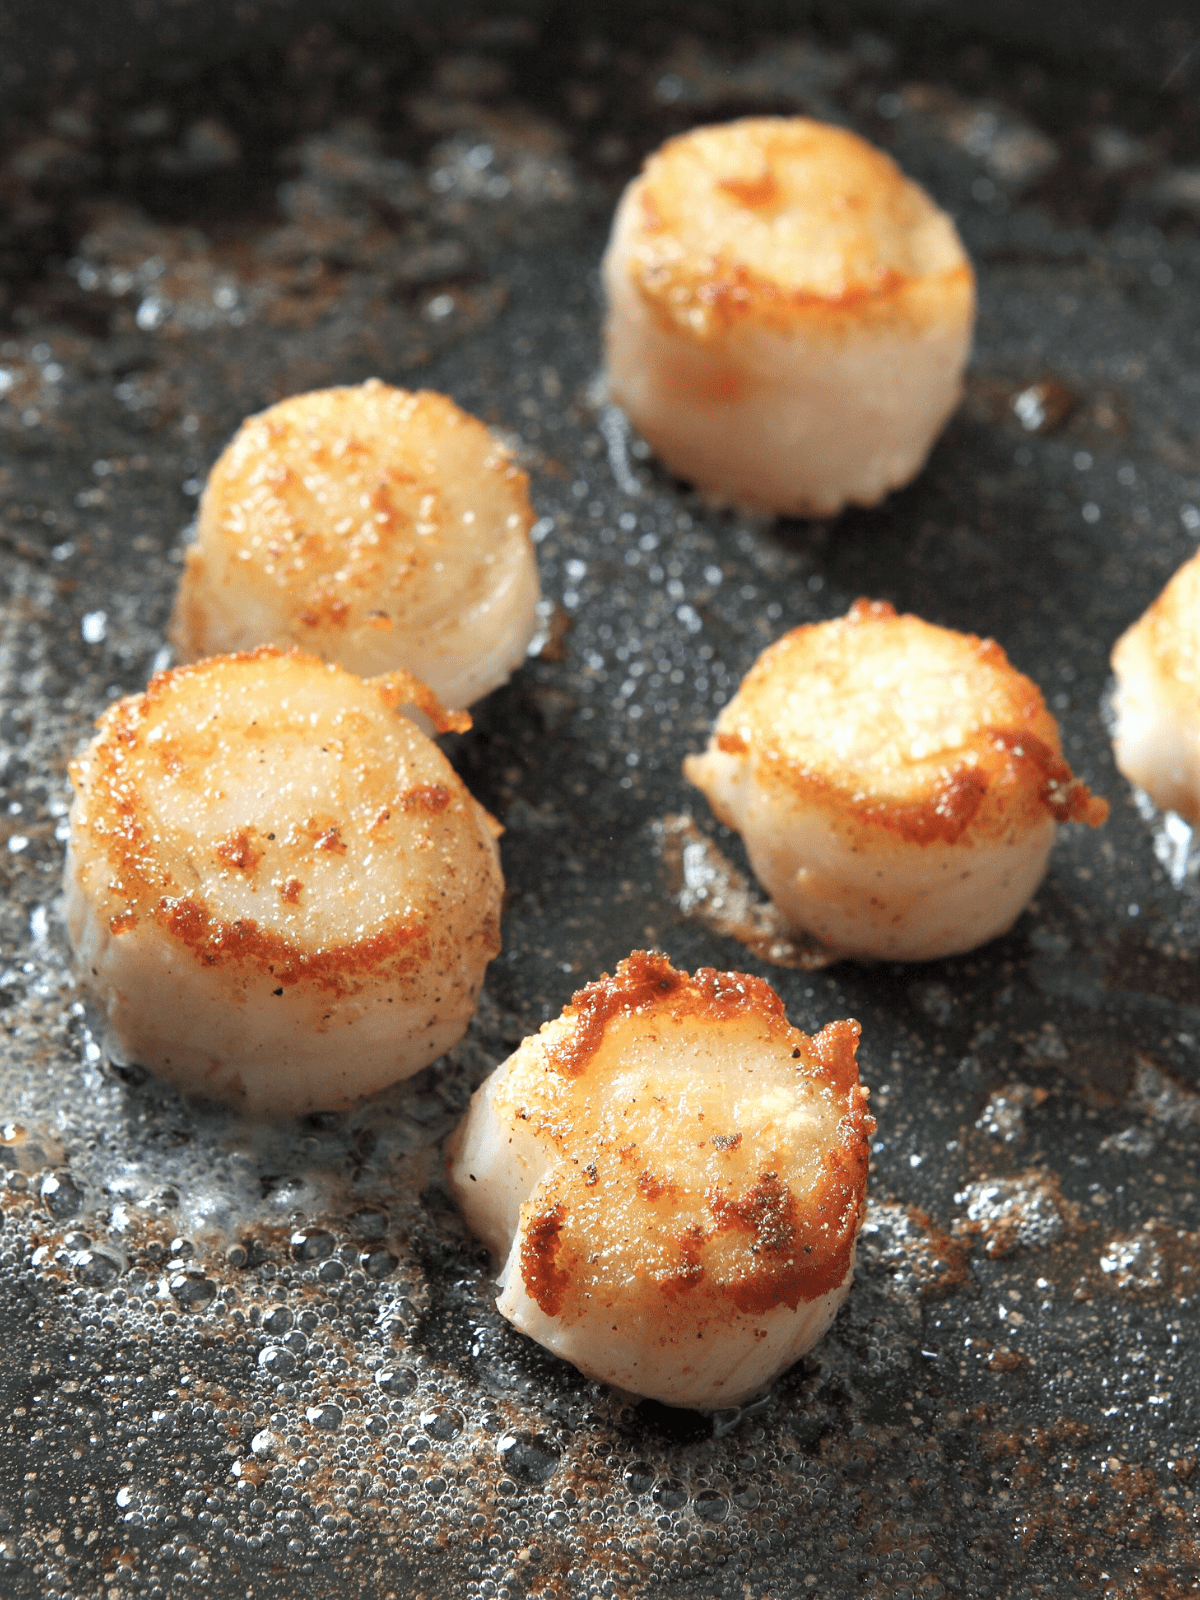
(1110, 546, 1200, 827)
(168, 379, 542, 710)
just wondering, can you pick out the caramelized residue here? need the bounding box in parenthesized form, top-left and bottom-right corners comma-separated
(717, 170, 780, 208)
(521, 1201, 571, 1316)
(636, 1170, 675, 1201)
(372, 668, 472, 735)
(215, 829, 265, 873)
(990, 728, 1109, 827)
(661, 1223, 707, 1300)
(400, 783, 452, 814)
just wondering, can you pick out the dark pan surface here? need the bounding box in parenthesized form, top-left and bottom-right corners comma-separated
(2, 4, 1200, 1596)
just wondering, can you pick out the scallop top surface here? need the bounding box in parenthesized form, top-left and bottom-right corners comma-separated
(623, 116, 972, 336)
(713, 600, 1107, 842)
(1114, 548, 1200, 703)
(183, 380, 536, 695)
(492, 951, 871, 1320)
(68, 648, 501, 990)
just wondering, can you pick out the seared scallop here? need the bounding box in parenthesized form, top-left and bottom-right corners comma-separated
(169, 380, 541, 709)
(447, 950, 872, 1410)
(684, 600, 1107, 962)
(64, 647, 503, 1116)
(1111, 550, 1200, 825)
(602, 116, 975, 515)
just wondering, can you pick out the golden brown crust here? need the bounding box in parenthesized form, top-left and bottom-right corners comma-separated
(372, 668, 472, 734)
(521, 1201, 572, 1318)
(546, 948, 790, 1078)
(70, 646, 501, 995)
(622, 117, 974, 341)
(191, 382, 532, 640)
(711, 599, 1106, 841)
(506, 952, 873, 1318)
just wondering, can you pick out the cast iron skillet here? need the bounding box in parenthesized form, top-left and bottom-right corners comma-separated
(1, 3, 1199, 1596)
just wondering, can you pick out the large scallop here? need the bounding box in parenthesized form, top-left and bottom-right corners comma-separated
(169, 380, 541, 709)
(684, 600, 1107, 961)
(448, 951, 873, 1410)
(65, 647, 503, 1115)
(602, 116, 975, 515)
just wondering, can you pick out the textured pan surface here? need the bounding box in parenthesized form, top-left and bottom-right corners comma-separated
(1, 3, 1200, 1597)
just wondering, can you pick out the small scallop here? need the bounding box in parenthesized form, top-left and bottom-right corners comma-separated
(684, 600, 1107, 962)
(602, 116, 975, 515)
(169, 380, 541, 709)
(447, 950, 873, 1410)
(1111, 550, 1200, 824)
(64, 647, 503, 1116)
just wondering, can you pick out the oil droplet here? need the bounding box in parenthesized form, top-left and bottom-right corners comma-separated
(258, 1347, 296, 1377)
(263, 1305, 294, 1336)
(360, 1248, 398, 1279)
(375, 1367, 416, 1397)
(291, 1228, 335, 1262)
(74, 1249, 121, 1288)
(497, 1432, 560, 1485)
(421, 1408, 463, 1442)
(41, 1170, 85, 1218)
(653, 1479, 688, 1510)
(169, 1271, 216, 1308)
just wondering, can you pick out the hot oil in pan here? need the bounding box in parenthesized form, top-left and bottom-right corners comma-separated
(2, 3, 1200, 1596)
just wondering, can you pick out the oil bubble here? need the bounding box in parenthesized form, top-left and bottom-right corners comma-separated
(306, 1403, 343, 1430)
(694, 1489, 728, 1522)
(40, 1170, 84, 1218)
(169, 1271, 216, 1308)
(1099, 1230, 1165, 1292)
(375, 1367, 416, 1397)
(74, 1249, 122, 1288)
(623, 1462, 654, 1495)
(653, 1479, 688, 1510)
(258, 1347, 296, 1377)
(421, 1408, 463, 1442)
(263, 1305, 294, 1336)
(497, 1432, 560, 1485)
(360, 1248, 398, 1279)
(291, 1228, 335, 1262)
(348, 1207, 389, 1240)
